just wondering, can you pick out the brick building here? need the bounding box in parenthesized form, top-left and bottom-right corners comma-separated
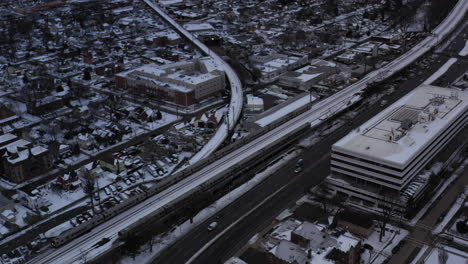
(115, 57, 225, 106)
(0, 134, 54, 183)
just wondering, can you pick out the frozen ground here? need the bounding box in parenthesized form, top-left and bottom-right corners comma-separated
(423, 246, 468, 264)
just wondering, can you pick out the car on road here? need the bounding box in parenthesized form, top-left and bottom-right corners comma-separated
(207, 221, 218, 231)
(294, 167, 302, 174)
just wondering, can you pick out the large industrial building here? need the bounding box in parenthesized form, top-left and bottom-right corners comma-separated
(327, 84, 468, 210)
(115, 57, 225, 106)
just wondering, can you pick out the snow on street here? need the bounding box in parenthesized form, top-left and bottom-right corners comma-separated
(423, 58, 458, 85)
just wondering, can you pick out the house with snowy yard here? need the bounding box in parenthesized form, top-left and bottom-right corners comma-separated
(77, 133, 96, 151)
(16, 187, 51, 212)
(99, 154, 126, 174)
(0, 134, 54, 183)
(56, 171, 80, 191)
(0, 194, 15, 223)
(327, 84, 468, 212)
(193, 111, 223, 129)
(259, 220, 361, 264)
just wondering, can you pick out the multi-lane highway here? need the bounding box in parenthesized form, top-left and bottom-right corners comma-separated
(153, 22, 468, 263)
(27, 0, 468, 263)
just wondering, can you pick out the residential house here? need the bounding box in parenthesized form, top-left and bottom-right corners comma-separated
(0, 137, 54, 183)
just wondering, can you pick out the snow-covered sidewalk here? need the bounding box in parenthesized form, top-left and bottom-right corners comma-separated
(409, 159, 468, 226)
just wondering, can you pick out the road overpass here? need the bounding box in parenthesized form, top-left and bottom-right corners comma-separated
(142, 0, 244, 165)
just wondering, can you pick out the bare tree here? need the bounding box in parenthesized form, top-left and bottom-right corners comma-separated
(148, 235, 161, 253)
(438, 248, 448, 264)
(80, 168, 96, 214)
(313, 181, 334, 214)
(367, 248, 375, 264)
(120, 232, 142, 260)
(377, 195, 399, 242)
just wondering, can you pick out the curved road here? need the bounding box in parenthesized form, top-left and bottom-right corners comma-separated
(142, 0, 243, 165)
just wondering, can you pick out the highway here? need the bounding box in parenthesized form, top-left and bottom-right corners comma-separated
(27, 0, 468, 263)
(152, 24, 468, 263)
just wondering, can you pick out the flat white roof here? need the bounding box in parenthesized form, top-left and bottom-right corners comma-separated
(246, 94, 264, 106)
(255, 94, 316, 127)
(183, 23, 214, 32)
(0, 134, 17, 145)
(167, 72, 219, 85)
(333, 85, 468, 167)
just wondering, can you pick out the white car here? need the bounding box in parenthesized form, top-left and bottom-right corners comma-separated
(207, 221, 218, 231)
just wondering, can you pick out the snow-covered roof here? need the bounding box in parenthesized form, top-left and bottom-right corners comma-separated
(271, 240, 308, 264)
(333, 85, 468, 167)
(255, 94, 316, 127)
(183, 23, 214, 32)
(0, 133, 17, 145)
(246, 94, 264, 106)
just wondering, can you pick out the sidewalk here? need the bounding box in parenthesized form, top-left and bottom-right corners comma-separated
(388, 167, 468, 264)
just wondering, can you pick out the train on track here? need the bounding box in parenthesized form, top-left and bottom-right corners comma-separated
(51, 122, 310, 248)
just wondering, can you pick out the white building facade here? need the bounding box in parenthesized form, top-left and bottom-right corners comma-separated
(327, 85, 468, 210)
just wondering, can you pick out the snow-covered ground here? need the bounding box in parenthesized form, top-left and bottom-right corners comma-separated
(423, 246, 468, 264)
(141, 111, 178, 131)
(423, 58, 458, 85)
(45, 221, 73, 238)
(62, 153, 89, 166)
(186, 107, 227, 165)
(459, 40, 468, 56)
(362, 225, 409, 264)
(118, 150, 300, 264)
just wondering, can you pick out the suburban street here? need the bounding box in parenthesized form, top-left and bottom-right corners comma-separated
(151, 23, 468, 262)
(388, 167, 468, 264)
